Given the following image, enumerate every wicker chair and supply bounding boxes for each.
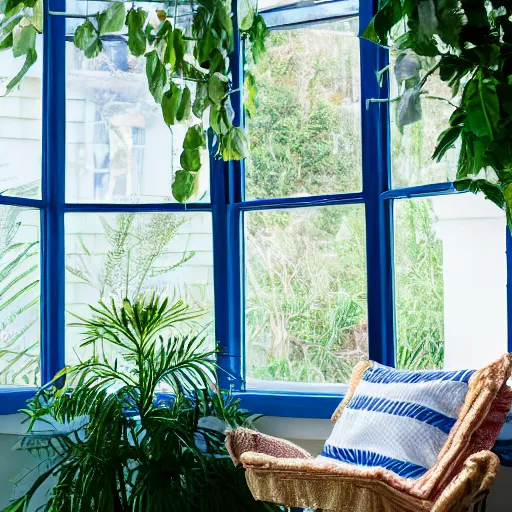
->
[226,355,512,512]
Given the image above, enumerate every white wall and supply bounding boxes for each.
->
[432,194,508,369]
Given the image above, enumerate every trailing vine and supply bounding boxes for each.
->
[0,0,42,94]
[364,0,512,227]
[0,0,269,202]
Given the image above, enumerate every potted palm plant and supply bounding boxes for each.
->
[2,294,281,511]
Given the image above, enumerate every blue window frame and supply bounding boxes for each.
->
[0,0,510,417]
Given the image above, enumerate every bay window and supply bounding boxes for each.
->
[0,0,509,418]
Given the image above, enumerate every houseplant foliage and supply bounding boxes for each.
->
[363,0,512,227]
[2,294,280,512]
[0,0,269,203]
[0,206,39,385]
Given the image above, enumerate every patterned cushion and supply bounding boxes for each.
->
[319,363,476,479]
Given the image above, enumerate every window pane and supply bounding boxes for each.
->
[390,52,458,188]
[66,40,210,203]
[0,206,40,386]
[0,38,43,198]
[65,211,214,365]
[245,205,368,386]
[246,18,361,199]
[394,194,507,370]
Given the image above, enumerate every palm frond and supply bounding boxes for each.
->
[0,206,40,386]
[7,294,283,512]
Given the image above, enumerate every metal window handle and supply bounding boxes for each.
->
[48,10,89,18]
[365,98,393,110]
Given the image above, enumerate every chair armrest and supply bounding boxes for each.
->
[225,427,312,466]
[432,450,500,512]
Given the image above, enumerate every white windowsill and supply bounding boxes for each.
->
[0,414,29,436]
[246,378,348,395]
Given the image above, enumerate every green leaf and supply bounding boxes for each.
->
[362,18,378,43]
[471,137,490,174]
[194,29,217,66]
[465,72,500,139]
[220,127,248,161]
[497,84,512,117]
[164,26,175,67]
[402,29,440,57]
[456,131,490,178]
[74,21,102,59]
[240,12,255,31]
[30,0,43,32]
[161,83,182,126]
[210,103,233,135]
[180,148,201,172]
[439,54,472,87]
[176,86,191,122]
[216,1,234,48]
[4,0,23,12]
[0,33,13,51]
[238,0,256,30]
[449,108,466,126]
[208,72,228,103]
[396,86,422,130]
[145,23,155,44]
[145,50,167,103]
[394,50,421,84]
[97,1,126,35]
[362,0,402,45]
[435,0,462,47]
[1,496,28,512]
[242,14,268,64]
[244,71,258,117]
[156,19,172,40]
[0,12,24,36]
[432,126,462,161]
[172,169,195,203]
[192,82,210,118]
[6,47,37,93]
[12,24,36,58]
[207,48,228,74]
[126,7,147,57]
[184,125,206,150]
[417,0,438,39]
[173,28,186,72]
[455,179,505,209]
[505,183,512,218]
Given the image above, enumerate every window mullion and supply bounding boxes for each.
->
[381,182,458,201]
[41,0,66,384]
[211,0,245,391]
[235,192,365,212]
[360,0,395,367]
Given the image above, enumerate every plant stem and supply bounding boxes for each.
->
[117,462,129,511]
[418,60,442,90]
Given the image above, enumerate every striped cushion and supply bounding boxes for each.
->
[320,363,475,479]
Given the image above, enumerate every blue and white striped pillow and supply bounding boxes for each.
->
[320,363,475,479]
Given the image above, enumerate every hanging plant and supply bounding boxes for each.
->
[0,0,269,203]
[363,0,512,227]
[0,0,42,94]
